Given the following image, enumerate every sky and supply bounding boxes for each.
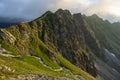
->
[0,0,120,22]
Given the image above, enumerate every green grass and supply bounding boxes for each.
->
[0,55,64,78]
[0,55,40,74]
[28,36,60,69]
[1,42,19,56]
[0,53,97,80]
[56,53,96,80]
[28,36,97,80]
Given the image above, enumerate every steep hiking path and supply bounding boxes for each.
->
[34,56,63,72]
[35,56,86,80]
[0,47,86,80]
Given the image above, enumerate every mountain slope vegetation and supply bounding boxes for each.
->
[0,9,97,80]
[0,9,120,80]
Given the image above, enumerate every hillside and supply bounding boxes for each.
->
[80,14,120,80]
[0,9,97,80]
[0,9,120,80]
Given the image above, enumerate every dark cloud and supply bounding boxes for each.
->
[0,0,54,20]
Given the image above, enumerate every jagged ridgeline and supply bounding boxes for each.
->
[0,9,98,80]
[0,9,120,80]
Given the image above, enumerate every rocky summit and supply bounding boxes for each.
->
[0,9,120,80]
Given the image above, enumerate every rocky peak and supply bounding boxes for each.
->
[55,9,72,16]
[55,9,73,22]
[0,9,98,78]
[34,9,97,77]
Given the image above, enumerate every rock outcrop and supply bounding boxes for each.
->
[32,9,97,77]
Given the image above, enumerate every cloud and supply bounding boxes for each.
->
[49,0,120,22]
[0,0,120,22]
[0,0,51,19]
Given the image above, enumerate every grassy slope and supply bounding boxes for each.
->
[0,35,96,80]
[0,54,96,80]
[0,55,63,79]
[0,14,97,80]
[56,54,96,80]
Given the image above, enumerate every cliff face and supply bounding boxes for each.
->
[83,14,120,58]
[0,9,107,80]
[34,9,98,76]
[74,14,103,58]
[81,14,120,80]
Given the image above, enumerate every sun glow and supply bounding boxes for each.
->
[108,7,120,17]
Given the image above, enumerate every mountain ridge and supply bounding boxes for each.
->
[0,9,120,80]
[0,9,97,80]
